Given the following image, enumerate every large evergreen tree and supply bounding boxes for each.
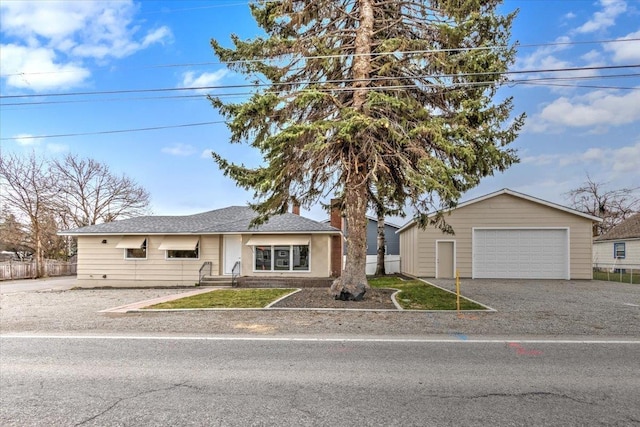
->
[210,0,524,297]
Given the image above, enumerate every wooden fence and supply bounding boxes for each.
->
[0,260,77,281]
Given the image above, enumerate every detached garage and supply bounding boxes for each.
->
[398,189,601,280]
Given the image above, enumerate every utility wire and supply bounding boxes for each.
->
[2,37,639,78]
[0,122,226,141]
[2,72,639,107]
[2,64,639,101]
[3,71,640,140]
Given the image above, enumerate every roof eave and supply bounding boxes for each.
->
[59,230,342,236]
[396,188,603,234]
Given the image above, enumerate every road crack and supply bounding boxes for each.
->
[74,381,196,426]
[427,391,597,406]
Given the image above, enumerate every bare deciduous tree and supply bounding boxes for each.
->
[52,153,151,227]
[566,175,640,236]
[1,152,152,276]
[0,152,56,276]
[0,208,31,258]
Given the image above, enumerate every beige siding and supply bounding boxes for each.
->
[400,193,595,279]
[240,234,331,278]
[399,225,417,276]
[594,239,640,268]
[76,235,220,287]
[76,232,334,287]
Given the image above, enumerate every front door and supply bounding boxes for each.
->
[436,241,455,278]
[223,235,242,275]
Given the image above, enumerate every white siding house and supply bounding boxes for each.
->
[593,213,640,271]
[60,206,341,287]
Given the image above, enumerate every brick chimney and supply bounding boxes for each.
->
[292,203,300,215]
[330,198,343,277]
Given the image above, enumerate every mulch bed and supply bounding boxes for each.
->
[270,287,398,310]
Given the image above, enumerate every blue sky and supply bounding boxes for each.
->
[1,0,639,224]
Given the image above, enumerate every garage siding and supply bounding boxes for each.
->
[398,225,417,276]
[403,193,594,279]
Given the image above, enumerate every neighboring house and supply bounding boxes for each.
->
[397,189,602,280]
[59,206,342,287]
[593,213,640,270]
[323,215,401,274]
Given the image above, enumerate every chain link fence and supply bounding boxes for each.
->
[593,263,640,284]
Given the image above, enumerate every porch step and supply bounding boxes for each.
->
[236,277,333,288]
[199,276,234,286]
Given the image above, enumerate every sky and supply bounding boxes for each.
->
[1,0,639,225]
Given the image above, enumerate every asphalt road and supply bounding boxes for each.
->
[1,335,639,426]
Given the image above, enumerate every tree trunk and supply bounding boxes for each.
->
[35,226,44,278]
[340,174,370,295]
[331,0,374,299]
[375,207,386,276]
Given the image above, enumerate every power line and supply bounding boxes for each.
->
[3,72,639,140]
[2,37,639,78]
[2,71,638,108]
[2,64,639,101]
[0,121,225,141]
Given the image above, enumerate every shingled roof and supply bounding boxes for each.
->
[595,213,640,241]
[59,206,339,235]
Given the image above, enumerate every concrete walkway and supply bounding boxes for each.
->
[99,287,222,313]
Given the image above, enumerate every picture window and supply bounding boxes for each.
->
[253,245,309,272]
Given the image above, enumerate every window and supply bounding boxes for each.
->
[125,239,147,259]
[253,245,309,272]
[167,242,199,259]
[614,242,626,259]
[255,246,271,270]
[118,236,147,260]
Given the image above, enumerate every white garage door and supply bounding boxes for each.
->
[473,229,569,279]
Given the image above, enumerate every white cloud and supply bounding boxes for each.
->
[579,142,640,176]
[162,143,197,157]
[181,70,229,90]
[0,0,172,91]
[521,142,640,179]
[515,36,572,72]
[13,133,42,146]
[608,142,640,173]
[0,43,90,90]
[143,27,172,47]
[604,30,640,63]
[574,0,627,34]
[528,89,640,132]
[581,49,603,63]
[47,143,69,153]
[200,149,213,159]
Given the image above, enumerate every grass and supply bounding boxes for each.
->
[143,277,486,310]
[593,270,640,285]
[146,288,297,309]
[368,276,485,310]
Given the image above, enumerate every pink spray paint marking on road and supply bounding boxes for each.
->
[508,342,543,356]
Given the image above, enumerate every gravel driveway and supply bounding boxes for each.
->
[1,279,638,338]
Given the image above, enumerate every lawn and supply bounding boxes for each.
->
[593,270,640,284]
[146,288,297,309]
[143,277,485,310]
[369,276,485,310]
